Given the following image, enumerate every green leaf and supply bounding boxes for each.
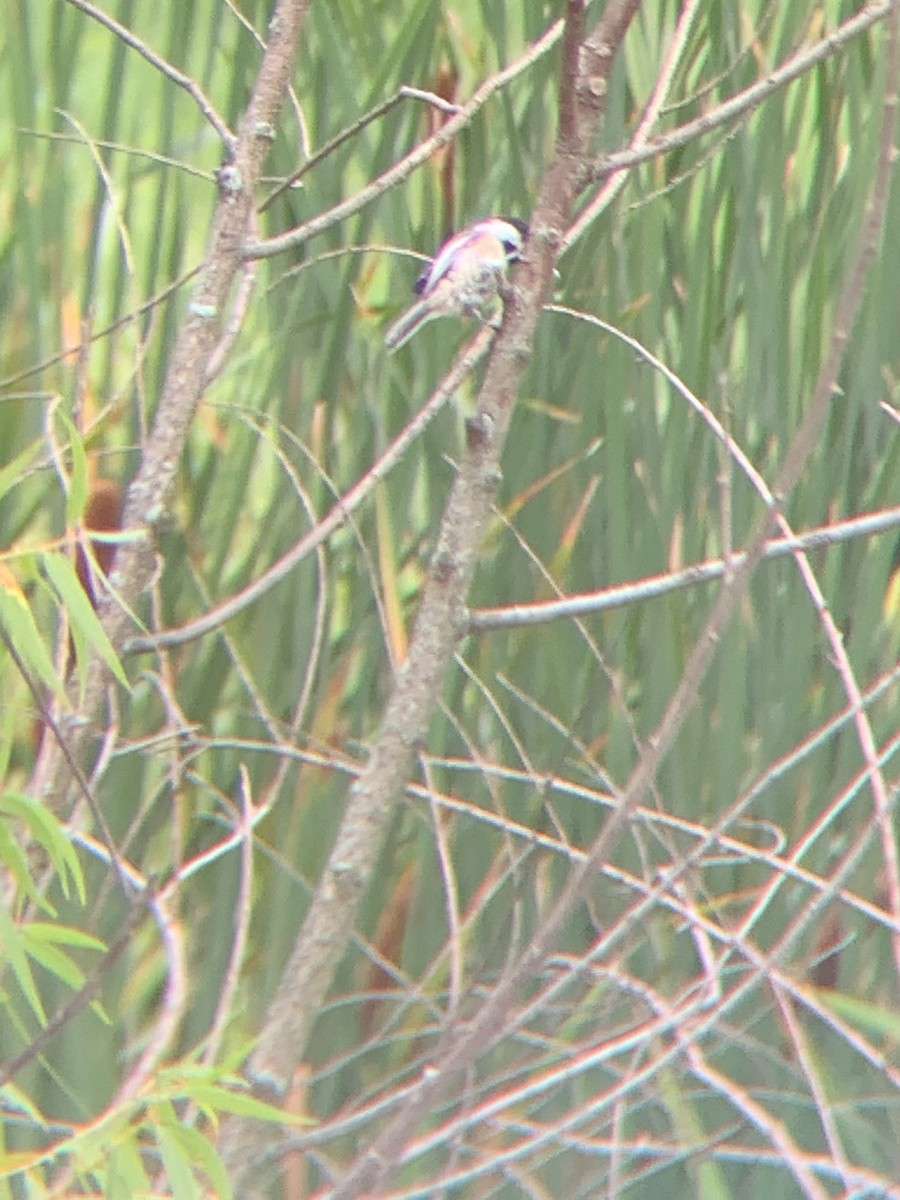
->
[40,552,130,689]
[815,988,900,1039]
[153,1066,310,1127]
[22,923,110,1023]
[156,1120,231,1200]
[0,1082,43,1123]
[25,922,105,951]
[187,1081,312,1126]
[21,932,87,991]
[55,410,89,529]
[0,822,43,906]
[0,569,62,696]
[104,1141,151,1200]
[0,792,85,903]
[155,1123,202,1200]
[0,441,41,508]
[0,900,45,1026]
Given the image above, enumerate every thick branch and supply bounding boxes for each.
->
[30,0,312,813]
[221,0,644,1191]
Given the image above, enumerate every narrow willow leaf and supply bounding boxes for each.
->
[155,1124,202,1200]
[0,823,42,906]
[25,922,104,951]
[0,441,41,508]
[41,552,129,689]
[55,410,89,529]
[0,792,85,903]
[0,1082,43,1122]
[157,1121,231,1200]
[0,900,46,1026]
[104,1140,152,1200]
[816,988,900,1039]
[21,928,111,1022]
[0,565,61,695]
[172,1079,311,1126]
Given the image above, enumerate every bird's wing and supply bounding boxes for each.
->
[418,227,481,296]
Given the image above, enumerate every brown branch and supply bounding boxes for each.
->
[242,19,565,261]
[467,506,900,633]
[239,0,898,1190]
[259,85,463,214]
[580,1,891,195]
[62,0,235,149]
[29,0,313,816]
[343,3,900,1190]
[219,1,644,1193]
[557,0,586,149]
[0,884,152,1088]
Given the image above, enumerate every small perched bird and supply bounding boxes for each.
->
[384,216,527,353]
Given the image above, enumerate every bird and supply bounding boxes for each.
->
[384,216,528,353]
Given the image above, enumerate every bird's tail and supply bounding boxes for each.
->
[384,300,439,353]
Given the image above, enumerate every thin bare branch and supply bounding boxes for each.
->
[288,1,900,1193]
[259,85,462,213]
[468,506,900,632]
[243,18,566,261]
[30,0,314,821]
[63,0,236,149]
[577,2,891,203]
[123,334,491,654]
[230,2,644,1194]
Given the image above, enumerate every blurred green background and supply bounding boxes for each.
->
[2,0,899,1196]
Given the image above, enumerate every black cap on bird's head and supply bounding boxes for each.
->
[496,216,528,260]
[498,216,529,240]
